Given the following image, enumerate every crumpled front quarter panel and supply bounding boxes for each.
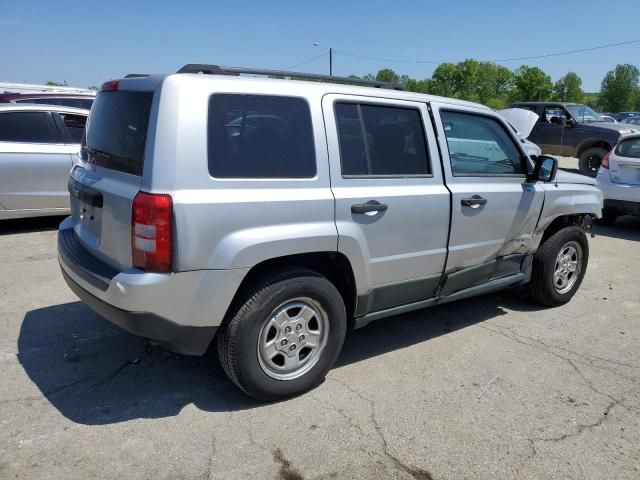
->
[533,183,603,249]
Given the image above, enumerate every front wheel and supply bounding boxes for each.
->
[578,147,607,177]
[217,269,347,401]
[528,226,589,307]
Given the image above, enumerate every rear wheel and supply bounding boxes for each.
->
[217,269,347,401]
[528,226,589,307]
[578,147,607,177]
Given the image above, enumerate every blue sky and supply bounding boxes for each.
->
[1,0,639,91]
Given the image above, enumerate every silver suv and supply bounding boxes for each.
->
[58,65,602,400]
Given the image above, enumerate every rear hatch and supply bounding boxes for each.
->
[69,87,153,270]
[610,136,640,185]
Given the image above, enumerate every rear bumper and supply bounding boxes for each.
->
[60,267,216,355]
[596,169,640,205]
[57,217,248,355]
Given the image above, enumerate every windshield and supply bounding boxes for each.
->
[565,105,604,123]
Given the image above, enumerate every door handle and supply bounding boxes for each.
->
[461,195,487,208]
[351,200,388,214]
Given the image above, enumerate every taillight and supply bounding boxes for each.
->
[132,192,173,273]
[101,80,119,91]
[601,148,613,169]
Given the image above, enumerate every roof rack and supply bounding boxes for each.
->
[175,64,404,90]
[124,73,150,79]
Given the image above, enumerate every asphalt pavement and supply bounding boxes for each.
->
[1,214,639,480]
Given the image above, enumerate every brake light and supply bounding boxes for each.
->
[132,192,173,273]
[601,148,613,169]
[101,80,119,91]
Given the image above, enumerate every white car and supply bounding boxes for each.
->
[0,104,88,220]
[596,133,640,224]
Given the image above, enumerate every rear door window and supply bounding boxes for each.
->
[208,94,316,178]
[335,103,430,176]
[59,113,87,143]
[0,111,54,143]
[84,91,153,176]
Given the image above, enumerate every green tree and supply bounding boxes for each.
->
[512,66,553,101]
[430,63,460,97]
[402,77,432,94]
[553,72,584,103]
[599,64,640,112]
[475,62,513,108]
[46,80,65,87]
[375,68,400,83]
[87,86,99,91]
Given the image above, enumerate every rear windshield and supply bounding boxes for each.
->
[82,91,153,176]
[615,137,640,159]
[14,97,94,110]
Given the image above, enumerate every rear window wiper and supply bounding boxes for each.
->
[87,147,113,159]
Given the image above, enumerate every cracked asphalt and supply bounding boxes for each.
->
[1,215,639,480]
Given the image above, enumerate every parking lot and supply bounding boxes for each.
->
[0,206,639,479]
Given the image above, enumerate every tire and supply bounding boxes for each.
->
[597,209,618,225]
[217,268,347,401]
[578,147,607,177]
[528,225,589,307]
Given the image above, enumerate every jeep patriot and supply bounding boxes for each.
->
[59,65,603,400]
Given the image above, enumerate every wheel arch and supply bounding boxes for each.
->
[576,138,612,158]
[222,252,358,325]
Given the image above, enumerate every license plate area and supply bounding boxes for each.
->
[69,177,103,247]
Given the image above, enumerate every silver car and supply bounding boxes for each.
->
[0,104,88,219]
[58,65,602,400]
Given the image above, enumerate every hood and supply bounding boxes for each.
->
[555,170,597,186]
[498,108,539,137]
[590,122,639,135]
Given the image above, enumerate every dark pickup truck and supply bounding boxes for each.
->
[511,102,639,176]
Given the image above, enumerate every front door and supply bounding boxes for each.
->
[430,103,545,294]
[322,94,450,314]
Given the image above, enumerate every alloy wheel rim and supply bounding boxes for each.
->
[257,297,329,380]
[553,241,582,294]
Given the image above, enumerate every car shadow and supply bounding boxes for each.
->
[0,216,66,236]
[19,290,542,425]
[593,216,640,242]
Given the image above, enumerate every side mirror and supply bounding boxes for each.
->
[533,155,558,182]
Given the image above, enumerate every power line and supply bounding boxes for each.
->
[333,38,640,65]
[284,52,328,70]
[489,38,640,62]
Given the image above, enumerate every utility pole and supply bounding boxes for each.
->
[313,43,333,76]
[329,47,333,77]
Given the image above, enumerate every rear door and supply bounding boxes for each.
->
[323,95,450,313]
[610,136,640,185]
[0,110,75,211]
[69,89,153,270]
[430,103,544,294]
